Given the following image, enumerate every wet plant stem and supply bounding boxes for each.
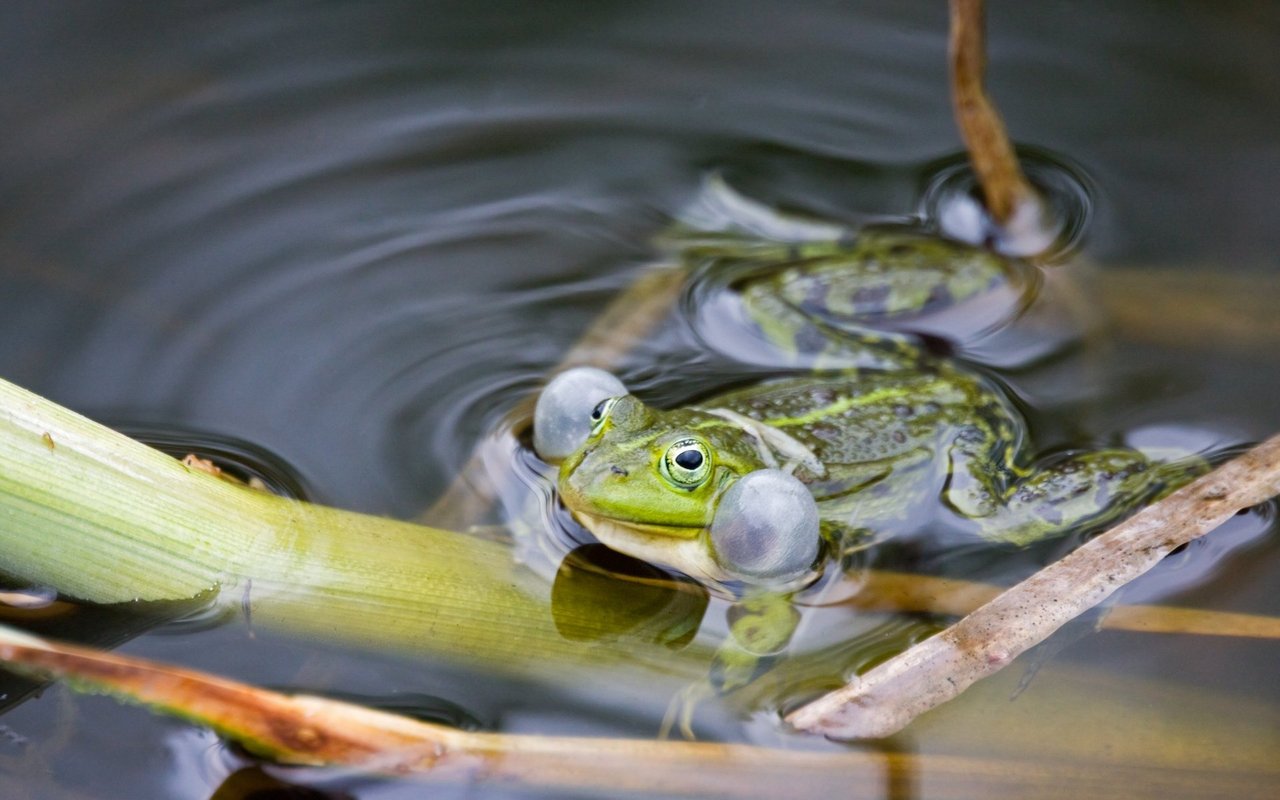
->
[1,623,1277,800]
[0,376,705,684]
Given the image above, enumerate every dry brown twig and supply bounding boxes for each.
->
[1,624,1277,799]
[844,570,1280,640]
[948,0,1040,227]
[787,434,1280,739]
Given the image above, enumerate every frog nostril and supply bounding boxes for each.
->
[610,465,629,477]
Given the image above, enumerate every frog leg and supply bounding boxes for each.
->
[945,443,1207,546]
[658,682,711,741]
[734,229,1026,362]
[660,591,802,740]
[738,282,926,371]
[665,173,849,251]
[712,591,803,691]
[668,178,1028,368]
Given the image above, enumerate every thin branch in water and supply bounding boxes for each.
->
[948,0,1040,227]
[842,570,1280,640]
[1,623,1276,800]
[1098,267,1280,351]
[787,433,1280,739]
[0,625,1012,797]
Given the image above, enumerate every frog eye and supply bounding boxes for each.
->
[661,438,712,488]
[589,397,618,434]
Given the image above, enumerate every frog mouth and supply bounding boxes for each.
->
[570,511,730,583]
[570,511,703,540]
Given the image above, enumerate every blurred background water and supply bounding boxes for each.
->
[0,1,1278,797]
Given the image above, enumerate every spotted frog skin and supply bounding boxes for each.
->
[557,228,1199,584]
[684,223,1040,370]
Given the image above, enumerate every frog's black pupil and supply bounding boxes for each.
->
[674,449,703,470]
[591,399,609,421]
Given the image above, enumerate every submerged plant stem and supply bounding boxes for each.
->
[787,434,1280,739]
[1,624,1276,800]
[843,570,1280,639]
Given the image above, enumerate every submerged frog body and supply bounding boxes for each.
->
[557,362,1189,585]
[540,223,1201,587]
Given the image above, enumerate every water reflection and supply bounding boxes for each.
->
[210,767,357,800]
[551,544,708,649]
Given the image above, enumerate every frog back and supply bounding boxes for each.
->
[705,367,1020,532]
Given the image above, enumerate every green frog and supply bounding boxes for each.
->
[537,228,1197,590]
[532,190,1203,706]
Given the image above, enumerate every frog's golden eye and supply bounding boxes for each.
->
[589,397,618,435]
[661,438,712,489]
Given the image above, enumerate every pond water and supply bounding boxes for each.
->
[1,1,1278,797]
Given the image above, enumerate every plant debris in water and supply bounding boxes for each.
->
[787,433,1280,739]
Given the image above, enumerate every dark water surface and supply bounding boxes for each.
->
[1,2,1279,798]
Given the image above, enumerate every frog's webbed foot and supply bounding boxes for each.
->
[1012,601,1117,698]
[950,447,1209,546]
[712,592,801,690]
[661,592,802,740]
[824,521,888,569]
[663,174,851,256]
[674,178,1025,318]
[669,177,1037,372]
[661,651,785,741]
[659,682,712,741]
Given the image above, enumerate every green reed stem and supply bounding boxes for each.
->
[0,376,702,683]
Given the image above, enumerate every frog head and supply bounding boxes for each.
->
[534,368,821,586]
[557,394,764,535]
